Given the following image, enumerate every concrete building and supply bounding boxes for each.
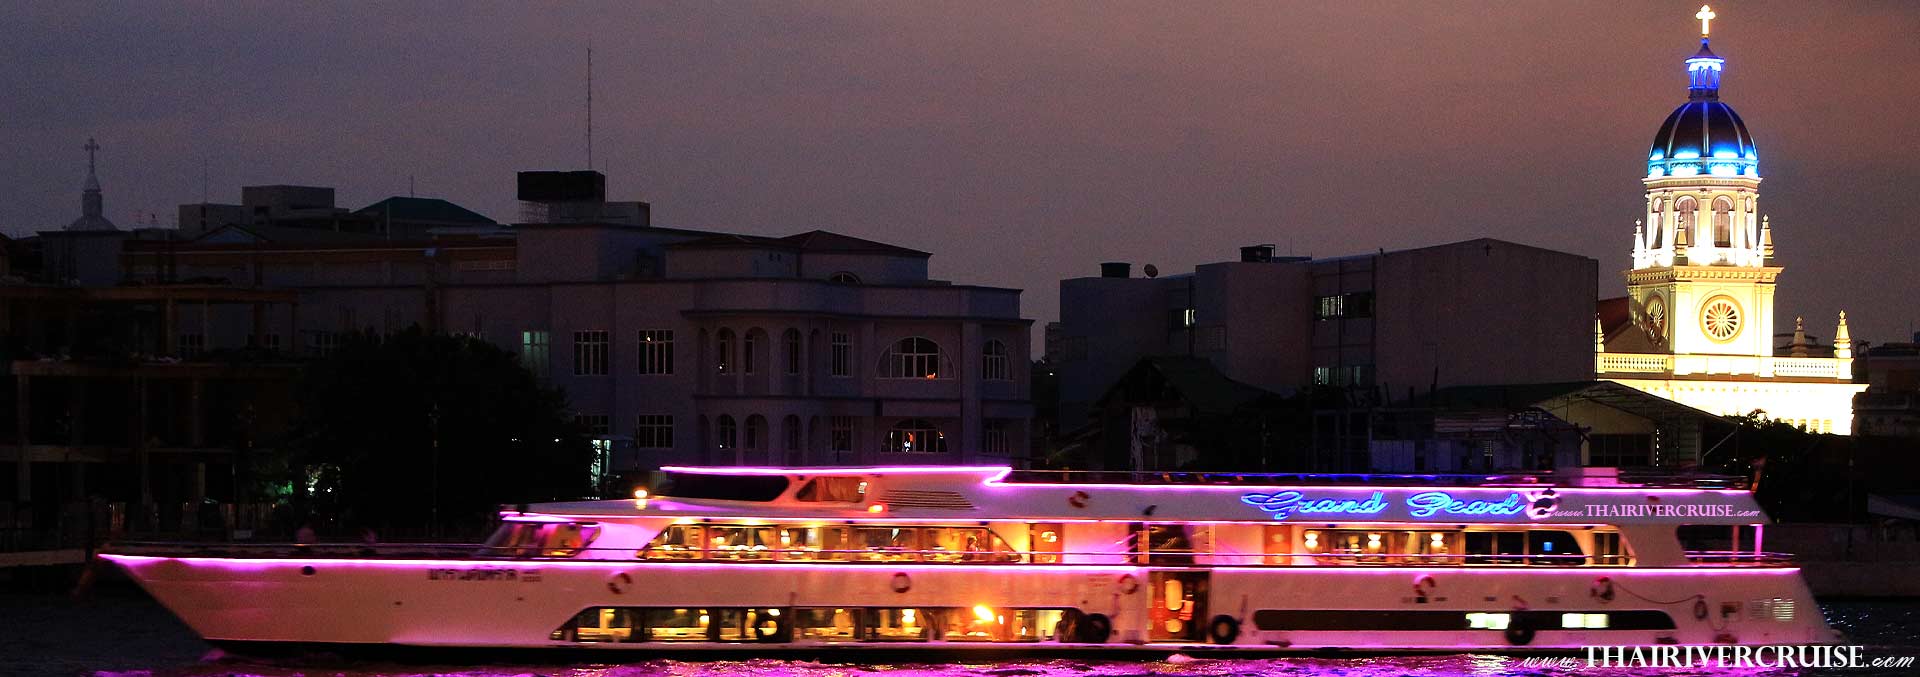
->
[128,172,1034,475]
[1595,15,1865,433]
[1056,239,1600,434]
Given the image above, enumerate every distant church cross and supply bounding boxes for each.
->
[1696,5,1716,37]
[83,137,100,169]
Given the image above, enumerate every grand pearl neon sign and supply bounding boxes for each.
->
[1239,490,1545,521]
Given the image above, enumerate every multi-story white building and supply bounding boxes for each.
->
[1596,7,1865,433]
[115,175,1034,476]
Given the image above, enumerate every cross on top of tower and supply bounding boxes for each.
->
[1696,5,1716,37]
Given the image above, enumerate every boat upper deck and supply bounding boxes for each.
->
[520,465,1767,528]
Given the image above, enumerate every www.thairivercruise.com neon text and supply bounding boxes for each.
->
[1517,646,1913,670]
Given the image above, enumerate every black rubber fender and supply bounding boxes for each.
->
[1078,613,1113,643]
[1207,614,1241,644]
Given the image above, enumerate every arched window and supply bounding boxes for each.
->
[783,328,802,376]
[1712,197,1734,247]
[742,330,759,375]
[982,340,1011,381]
[783,414,803,464]
[886,419,946,454]
[1674,197,1697,243]
[715,329,734,374]
[744,415,766,452]
[716,415,737,450]
[881,337,947,379]
[828,272,861,284]
[1647,198,1664,248]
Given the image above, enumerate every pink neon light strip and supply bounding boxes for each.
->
[656,465,1747,495]
[99,554,1801,576]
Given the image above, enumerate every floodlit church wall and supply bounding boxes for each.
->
[1610,378,1861,434]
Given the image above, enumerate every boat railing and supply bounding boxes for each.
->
[1001,469,1749,489]
[103,541,1793,567]
[1683,550,1799,566]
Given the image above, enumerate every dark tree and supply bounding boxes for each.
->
[286,328,593,535]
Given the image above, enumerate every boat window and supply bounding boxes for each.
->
[647,608,713,642]
[642,524,706,559]
[1464,531,1527,564]
[541,522,601,557]
[921,527,1019,563]
[1262,524,1292,564]
[853,527,920,561]
[484,522,544,557]
[1133,524,1212,564]
[550,607,644,643]
[795,476,867,502]
[776,525,851,561]
[1679,524,1761,563]
[941,607,1066,642]
[1029,523,1064,564]
[1526,530,1585,565]
[1593,530,1631,565]
[707,525,777,560]
[793,608,861,642]
[861,608,933,641]
[657,472,791,502]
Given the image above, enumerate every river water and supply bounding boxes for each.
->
[3,589,1915,677]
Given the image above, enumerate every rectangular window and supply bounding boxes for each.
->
[1030,523,1064,564]
[177,333,205,358]
[1316,291,1375,320]
[573,330,609,376]
[830,416,854,453]
[830,331,852,377]
[638,330,673,375]
[309,330,342,357]
[785,332,802,375]
[742,333,756,374]
[521,330,551,378]
[1168,308,1196,330]
[575,414,610,436]
[982,342,1011,381]
[983,420,1011,456]
[635,414,673,449]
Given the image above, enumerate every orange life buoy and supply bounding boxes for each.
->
[891,572,912,593]
[1590,576,1615,602]
[607,572,633,595]
[1116,573,1140,595]
[1067,491,1091,509]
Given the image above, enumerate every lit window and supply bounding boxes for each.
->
[1561,613,1609,629]
[1466,612,1511,630]
[886,419,946,453]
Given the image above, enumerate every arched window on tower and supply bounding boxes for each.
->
[1675,197,1697,245]
[1648,198,1664,248]
[1712,197,1734,247]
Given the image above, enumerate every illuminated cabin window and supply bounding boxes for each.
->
[1029,523,1064,564]
[775,525,850,561]
[484,521,601,558]
[853,526,920,561]
[1562,612,1610,629]
[642,524,706,560]
[1132,524,1213,565]
[794,476,867,502]
[706,525,777,560]
[1593,531,1631,565]
[1262,524,1292,565]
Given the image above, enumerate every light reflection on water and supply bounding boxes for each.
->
[33,595,1920,677]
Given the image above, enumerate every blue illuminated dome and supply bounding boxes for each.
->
[1646,40,1758,179]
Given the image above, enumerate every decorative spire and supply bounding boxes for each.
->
[1835,311,1853,360]
[1595,315,1606,354]
[1633,220,1645,254]
[65,137,118,231]
[1761,214,1774,259]
[1686,5,1725,101]
[1790,316,1808,357]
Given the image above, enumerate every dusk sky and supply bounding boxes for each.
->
[5,1,1917,345]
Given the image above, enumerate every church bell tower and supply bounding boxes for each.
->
[1628,5,1777,359]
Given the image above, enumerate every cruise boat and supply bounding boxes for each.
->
[102,465,1837,653]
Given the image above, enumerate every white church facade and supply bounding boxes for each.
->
[1596,6,1865,434]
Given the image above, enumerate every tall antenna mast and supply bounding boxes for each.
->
[586,41,594,170]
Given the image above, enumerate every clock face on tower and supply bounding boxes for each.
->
[1645,294,1667,337]
[1701,296,1743,342]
